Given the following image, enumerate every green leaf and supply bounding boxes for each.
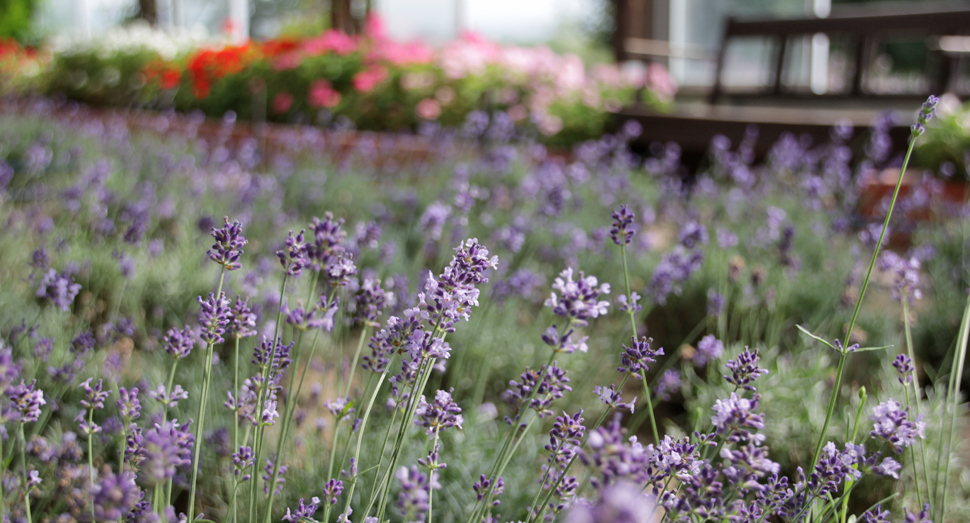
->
[850,345,892,353]
[796,325,840,353]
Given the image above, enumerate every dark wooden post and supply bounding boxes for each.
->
[137,0,158,25]
[850,36,869,97]
[709,16,734,105]
[772,35,787,95]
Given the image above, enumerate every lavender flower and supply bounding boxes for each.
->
[472,475,504,507]
[904,503,933,523]
[414,389,463,436]
[594,385,635,413]
[707,290,725,318]
[545,410,586,480]
[307,212,348,271]
[36,269,81,311]
[870,399,925,453]
[564,481,656,523]
[545,268,611,326]
[878,252,922,305]
[207,217,248,271]
[233,446,254,481]
[322,478,344,505]
[429,238,498,326]
[263,457,288,495]
[893,354,915,385]
[117,387,141,423]
[92,469,141,522]
[694,335,724,368]
[81,378,109,409]
[610,205,636,246]
[71,330,96,356]
[283,497,321,522]
[150,384,189,409]
[647,247,703,305]
[581,415,650,490]
[7,379,46,423]
[277,229,310,276]
[396,465,438,523]
[617,292,641,314]
[363,309,421,373]
[162,326,196,360]
[541,325,588,354]
[354,278,390,328]
[198,292,231,345]
[711,392,765,443]
[724,348,769,392]
[618,336,663,378]
[228,297,258,339]
[861,504,891,523]
[653,370,682,401]
[678,221,708,249]
[141,421,194,485]
[911,95,939,137]
[504,363,571,420]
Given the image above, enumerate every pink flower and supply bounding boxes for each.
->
[364,14,388,41]
[272,91,294,114]
[646,63,677,102]
[415,98,441,120]
[272,52,302,71]
[353,66,388,93]
[507,104,528,122]
[308,79,341,108]
[303,30,357,56]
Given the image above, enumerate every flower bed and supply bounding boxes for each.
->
[0,95,966,523]
[28,20,675,148]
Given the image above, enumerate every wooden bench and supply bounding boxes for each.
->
[708,4,970,103]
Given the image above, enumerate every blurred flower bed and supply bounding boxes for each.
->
[4,20,675,148]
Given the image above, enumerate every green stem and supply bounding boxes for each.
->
[339,369,389,523]
[427,430,439,523]
[902,298,932,506]
[343,327,370,399]
[87,409,96,523]
[638,369,660,444]
[18,424,31,523]
[809,135,918,473]
[375,356,436,522]
[186,268,226,523]
[938,290,970,522]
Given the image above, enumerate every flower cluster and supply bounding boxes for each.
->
[545,268,611,326]
[207,216,247,270]
[504,363,572,421]
[878,251,922,305]
[277,229,310,276]
[870,399,925,453]
[198,292,232,344]
[414,389,463,436]
[7,379,45,423]
[723,348,769,392]
[36,268,81,311]
[610,205,636,246]
[618,336,664,378]
[418,238,498,332]
[911,94,939,137]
